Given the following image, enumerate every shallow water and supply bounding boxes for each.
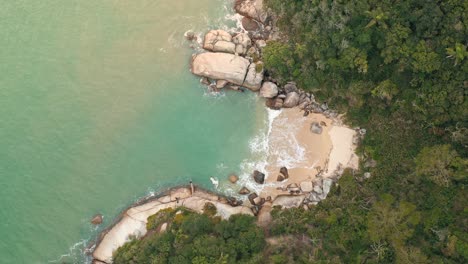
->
[0,0,267,262]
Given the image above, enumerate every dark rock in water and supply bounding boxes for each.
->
[253,170,265,184]
[277,174,285,182]
[242,17,260,31]
[184,30,197,41]
[280,167,289,178]
[310,122,323,134]
[228,174,239,183]
[238,186,250,195]
[248,192,258,205]
[200,77,210,85]
[91,214,103,225]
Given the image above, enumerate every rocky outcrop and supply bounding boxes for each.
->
[234,0,268,23]
[233,33,252,55]
[272,195,305,209]
[203,30,235,53]
[259,82,278,98]
[93,187,253,263]
[191,53,263,90]
[283,92,300,108]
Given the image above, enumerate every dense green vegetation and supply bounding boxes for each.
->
[113,206,265,263]
[261,0,467,262]
[113,1,466,263]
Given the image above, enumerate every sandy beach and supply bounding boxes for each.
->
[259,108,358,199]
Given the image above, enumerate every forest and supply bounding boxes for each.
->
[114,0,466,263]
[262,0,467,262]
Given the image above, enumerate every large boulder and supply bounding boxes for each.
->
[242,17,260,31]
[235,0,268,23]
[191,53,263,90]
[259,82,278,98]
[272,195,305,209]
[203,30,235,54]
[283,92,300,108]
[253,170,265,184]
[322,178,333,195]
[233,33,251,55]
[280,167,289,178]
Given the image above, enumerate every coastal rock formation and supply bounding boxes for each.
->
[283,92,300,108]
[233,33,252,55]
[259,82,278,98]
[93,187,253,263]
[253,170,265,184]
[203,30,235,53]
[272,195,305,209]
[191,53,263,91]
[235,0,268,23]
[242,17,260,31]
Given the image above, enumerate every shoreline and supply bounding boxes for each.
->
[92,185,252,263]
[91,1,361,262]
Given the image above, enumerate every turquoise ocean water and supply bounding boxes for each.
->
[0,1,266,262]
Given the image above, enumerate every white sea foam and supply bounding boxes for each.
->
[231,108,282,196]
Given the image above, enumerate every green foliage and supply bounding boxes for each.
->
[203,202,217,217]
[264,0,468,263]
[113,211,265,264]
[146,208,175,231]
[415,144,466,186]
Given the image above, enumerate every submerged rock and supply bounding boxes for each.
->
[253,170,265,184]
[228,174,239,183]
[191,53,263,90]
[91,214,103,225]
